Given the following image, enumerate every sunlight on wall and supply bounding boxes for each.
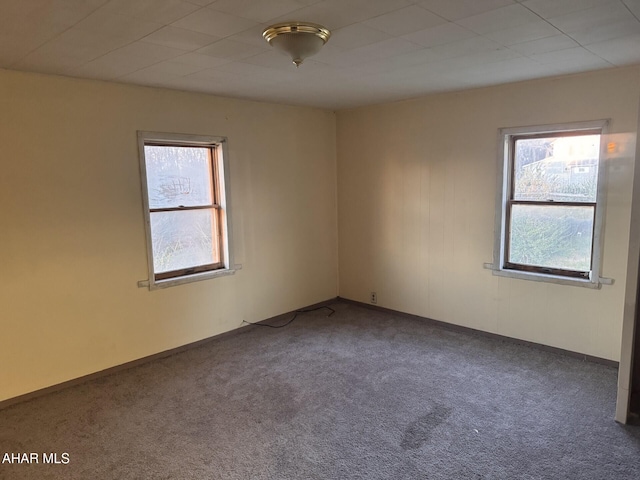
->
[337,66,640,361]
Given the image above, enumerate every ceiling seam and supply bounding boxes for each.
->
[8,0,112,69]
[517,0,616,67]
[622,0,640,21]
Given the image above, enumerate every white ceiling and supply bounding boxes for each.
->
[2,0,640,109]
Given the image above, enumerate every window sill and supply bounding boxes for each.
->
[138,268,236,290]
[484,264,613,289]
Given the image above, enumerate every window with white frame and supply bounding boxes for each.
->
[493,120,608,287]
[138,132,233,289]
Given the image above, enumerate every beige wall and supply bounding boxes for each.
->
[337,66,640,361]
[0,69,338,401]
[3,65,639,402]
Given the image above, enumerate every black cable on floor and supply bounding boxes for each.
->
[242,305,335,329]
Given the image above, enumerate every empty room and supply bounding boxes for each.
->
[2,0,640,478]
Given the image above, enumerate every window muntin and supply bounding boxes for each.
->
[138,133,233,289]
[494,121,608,286]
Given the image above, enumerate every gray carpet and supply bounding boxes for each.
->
[1,301,639,479]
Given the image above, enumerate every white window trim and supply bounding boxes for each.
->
[137,131,235,290]
[491,120,610,289]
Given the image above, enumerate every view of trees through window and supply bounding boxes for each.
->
[144,146,220,276]
[507,134,600,273]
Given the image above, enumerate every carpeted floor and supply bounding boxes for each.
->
[1,301,639,479]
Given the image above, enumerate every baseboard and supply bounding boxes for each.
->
[0,297,338,411]
[2,296,614,410]
[337,297,619,368]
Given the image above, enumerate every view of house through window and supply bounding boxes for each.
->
[495,121,607,285]
[145,145,222,278]
[138,133,232,288]
[508,133,600,276]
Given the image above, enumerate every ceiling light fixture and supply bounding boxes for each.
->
[262,22,331,68]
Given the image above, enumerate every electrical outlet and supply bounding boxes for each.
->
[370,292,377,304]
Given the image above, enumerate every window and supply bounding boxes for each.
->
[492,120,608,288]
[138,132,234,289]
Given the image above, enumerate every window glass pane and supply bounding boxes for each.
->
[150,209,220,274]
[144,146,213,208]
[508,205,594,272]
[513,135,600,202]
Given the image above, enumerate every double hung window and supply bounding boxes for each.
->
[493,121,608,287]
[138,132,233,289]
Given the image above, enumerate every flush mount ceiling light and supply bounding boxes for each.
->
[262,22,331,67]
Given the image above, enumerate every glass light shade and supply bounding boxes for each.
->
[263,22,331,67]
